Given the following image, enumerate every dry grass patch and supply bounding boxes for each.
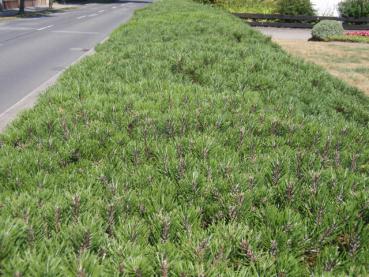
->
[275,39,369,95]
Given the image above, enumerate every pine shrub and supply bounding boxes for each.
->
[0,0,368,275]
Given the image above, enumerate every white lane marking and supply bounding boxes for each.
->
[37,25,54,31]
[112,6,117,9]
[77,15,86,19]
[98,10,105,13]
[52,30,99,35]
[88,13,98,17]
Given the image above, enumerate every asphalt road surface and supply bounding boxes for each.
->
[0,1,149,120]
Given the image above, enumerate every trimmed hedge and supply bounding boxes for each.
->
[312,20,345,41]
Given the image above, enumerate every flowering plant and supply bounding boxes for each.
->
[346,31,369,37]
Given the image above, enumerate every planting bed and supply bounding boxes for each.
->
[328,31,369,43]
[0,0,368,275]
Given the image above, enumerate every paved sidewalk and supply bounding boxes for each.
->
[255,27,312,41]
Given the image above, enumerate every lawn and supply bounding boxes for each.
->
[275,39,369,95]
[0,0,369,275]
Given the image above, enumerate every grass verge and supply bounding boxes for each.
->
[0,0,369,275]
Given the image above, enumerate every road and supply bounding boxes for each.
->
[0,1,149,126]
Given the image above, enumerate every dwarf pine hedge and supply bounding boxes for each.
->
[0,0,368,275]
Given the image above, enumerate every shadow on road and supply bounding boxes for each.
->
[0,7,74,18]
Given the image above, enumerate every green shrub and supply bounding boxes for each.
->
[216,0,278,13]
[311,20,344,41]
[276,0,315,15]
[339,0,369,18]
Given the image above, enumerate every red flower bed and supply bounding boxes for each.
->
[346,31,369,37]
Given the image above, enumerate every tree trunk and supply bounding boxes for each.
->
[19,0,25,14]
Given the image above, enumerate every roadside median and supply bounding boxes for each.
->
[0,0,368,275]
